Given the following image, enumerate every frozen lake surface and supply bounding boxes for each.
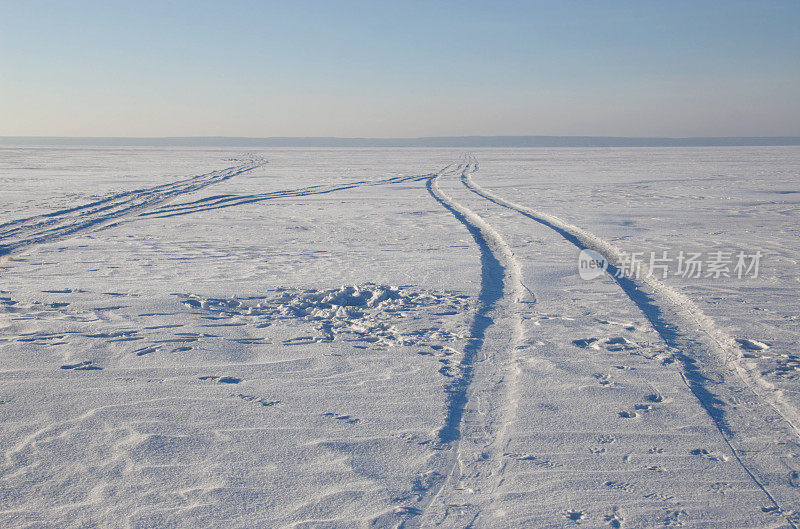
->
[1,147,799,528]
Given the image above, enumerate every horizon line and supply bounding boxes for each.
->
[2,135,799,148]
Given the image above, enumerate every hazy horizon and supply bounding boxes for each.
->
[2,1,799,138]
[2,134,800,149]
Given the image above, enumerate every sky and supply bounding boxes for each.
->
[1,0,799,138]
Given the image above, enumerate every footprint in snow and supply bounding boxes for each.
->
[506,454,562,468]
[709,482,734,493]
[605,336,637,351]
[60,361,102,371]
[660,509,687,526]
[644,492,675,502]
[134,346,159,356]
[322,412,360,424]
[604,481,635,492]
[337,415,359,424]
[236,394,280,407]
[573,337,599,348]
[605,507,624,528]
[690,448,728,462]
[735,338,769,351]
[198,376,241,384]
[395,506,423,516]
[594,373,614,387]
[619,404,653,418]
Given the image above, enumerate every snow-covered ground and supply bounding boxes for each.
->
[1,147,798,528]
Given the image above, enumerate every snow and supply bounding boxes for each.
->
[0,146,798,527]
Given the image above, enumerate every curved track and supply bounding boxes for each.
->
[0,155,267,256]
[459,153,800,528]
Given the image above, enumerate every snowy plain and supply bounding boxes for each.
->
[0,147,799,528]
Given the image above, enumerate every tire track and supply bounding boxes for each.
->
[0,160,445,256]
[395,158,527,528]
[0,155,268,256]
[139,168,447,218]
[460,154,800,528]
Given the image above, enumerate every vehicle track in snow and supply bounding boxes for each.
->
[0,158,449,257]
[459,153,800,528]
[0,155,268,256]
[138,168,447,218]
[393,158,528,528]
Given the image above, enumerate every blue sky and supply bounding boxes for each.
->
[1,0,798,137]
